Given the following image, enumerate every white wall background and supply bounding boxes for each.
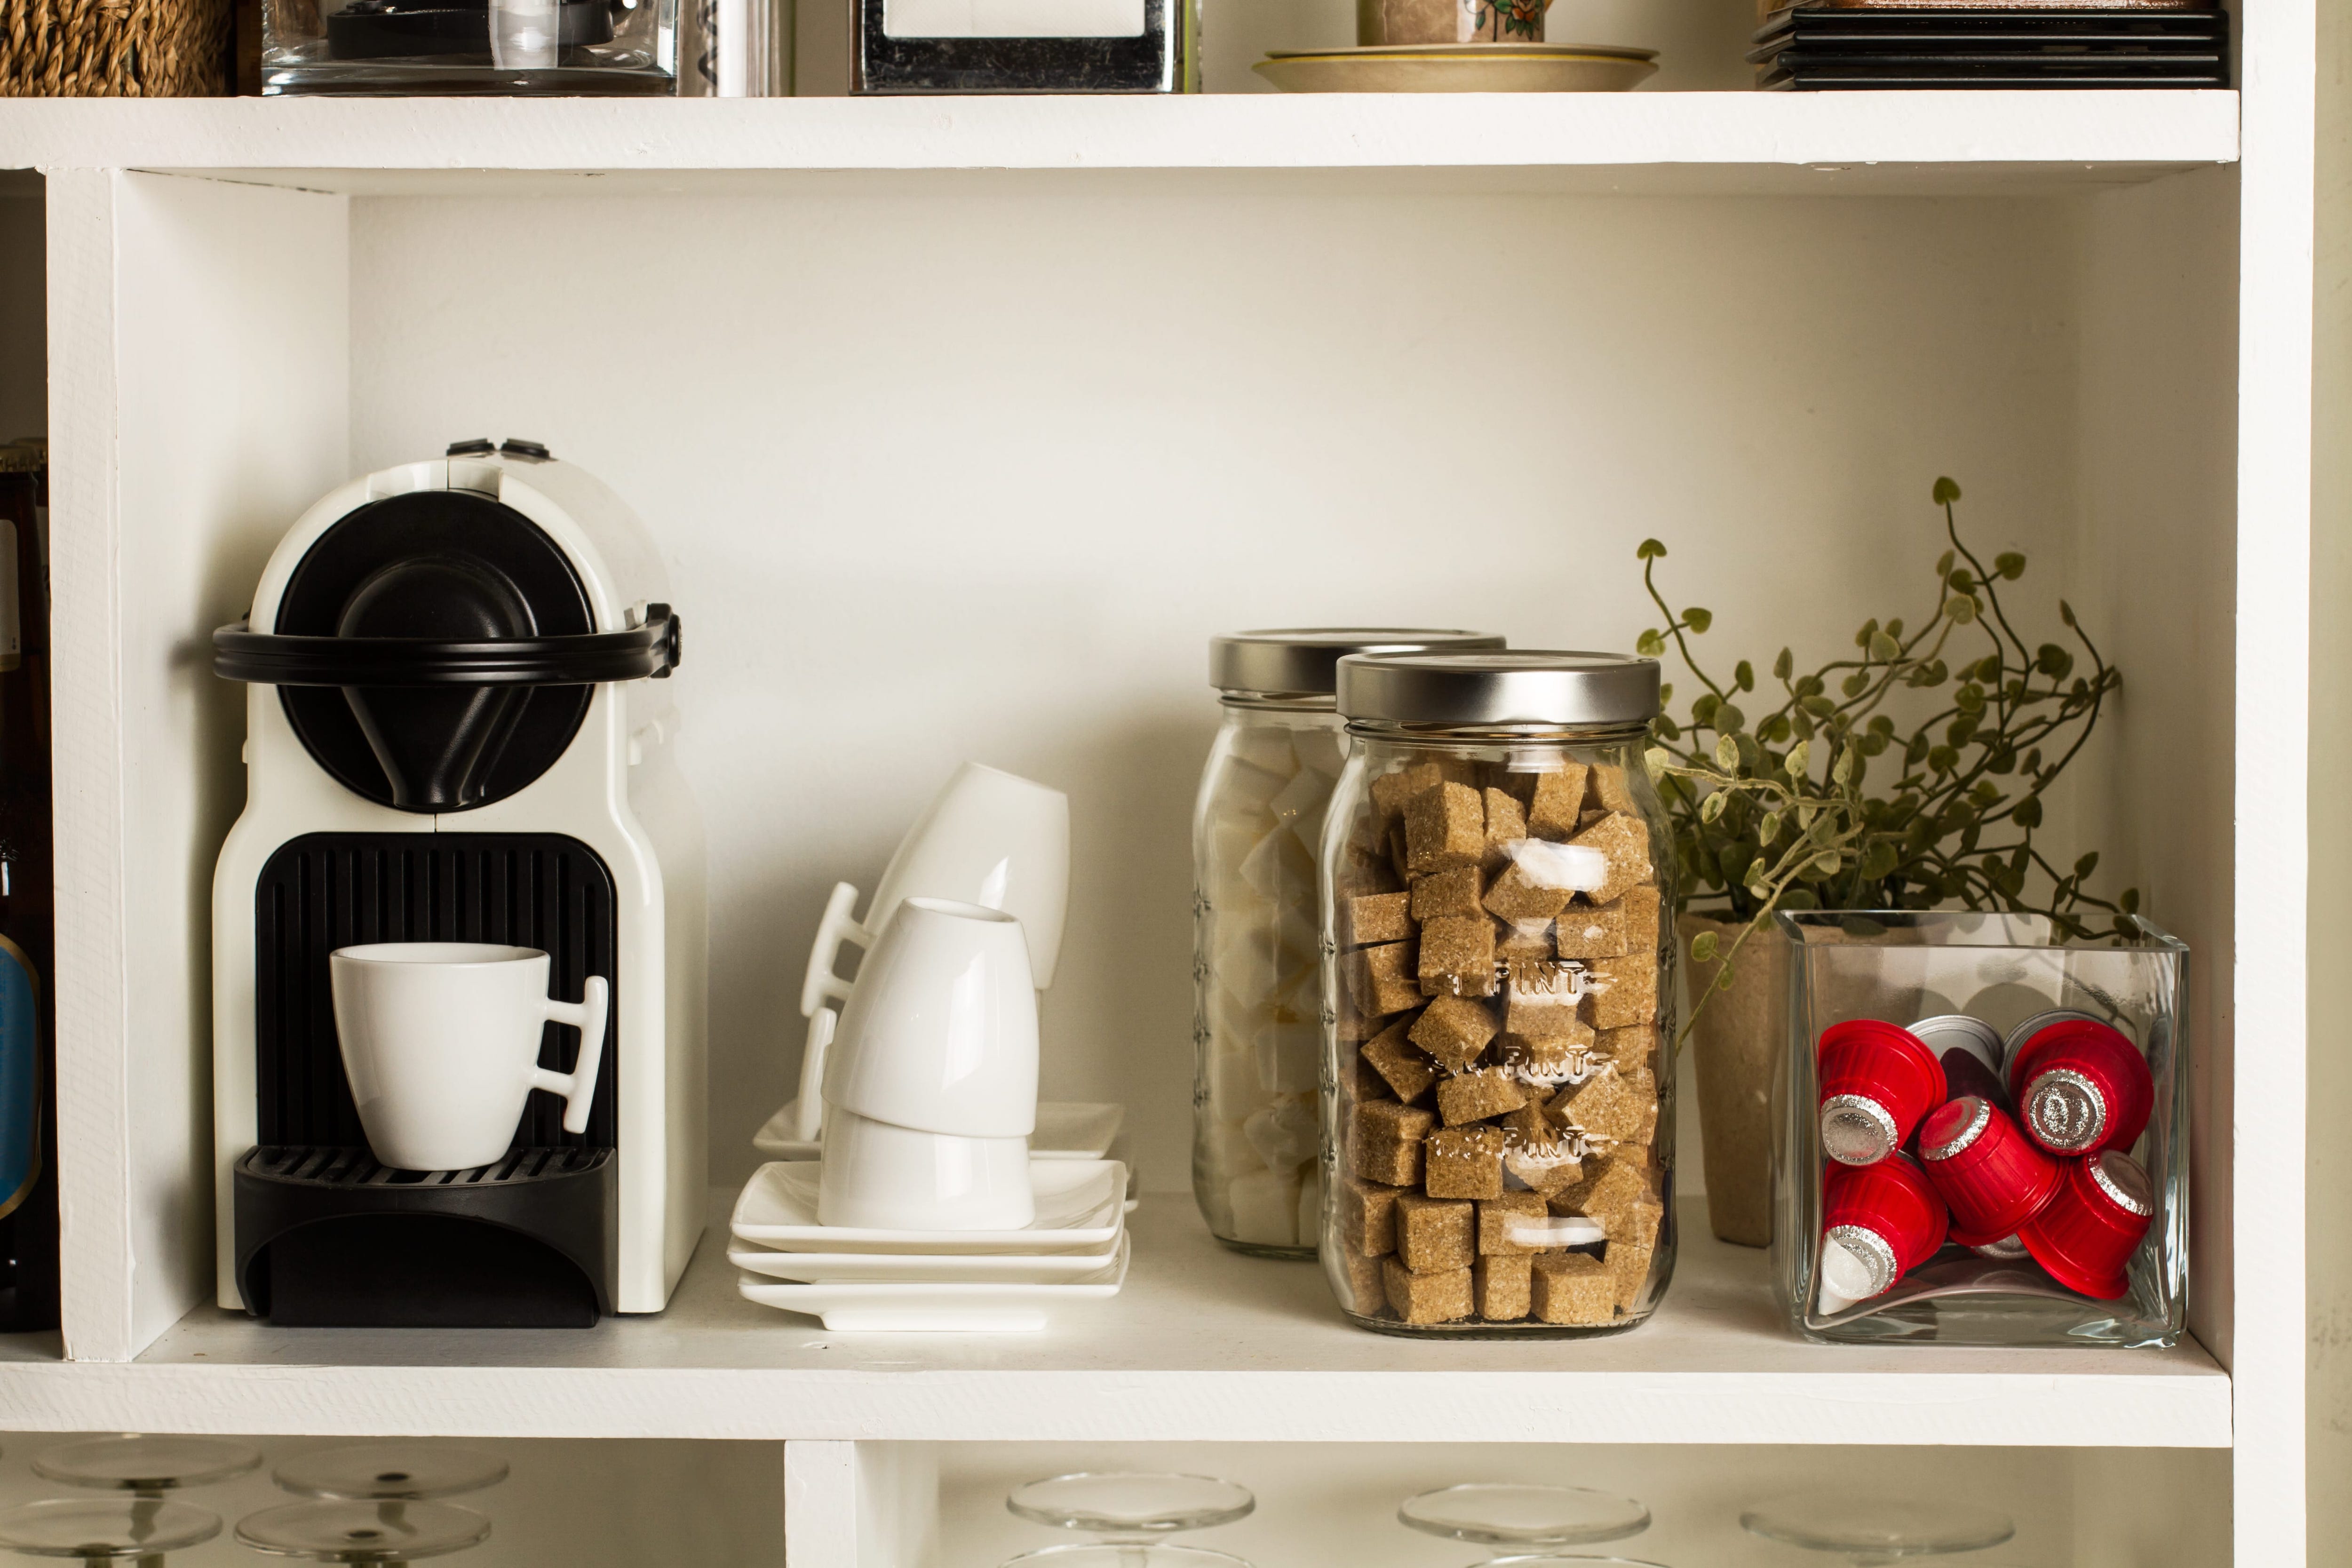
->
[343,183,2101,1200]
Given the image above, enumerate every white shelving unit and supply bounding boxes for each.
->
[0,0,2328,1561]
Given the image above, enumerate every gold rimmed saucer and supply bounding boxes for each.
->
[1255,43,1659,92]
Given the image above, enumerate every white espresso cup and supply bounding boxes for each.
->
[817,1105,1035,1231]
[329,942,611,1172]
[823,897,1039,1140]
[799,761,1070,1018]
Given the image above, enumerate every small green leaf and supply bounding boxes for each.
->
[1929,744,1959,774]
[1812,851,1844,877]
[1700,791,1727,824]
[1786,739,1812,778]
[1955,683,1985,713]
[1636,629,1666,657]
[1886,618,1906,640]
[1832,746,1855,786]
[1744,856,1769,887]
[1716,703,1746,733]
[1947,595,1979,624]
[1995,551,2026,581]
[1841,672,1869,699]
[2074,851,2099,878]
[1932,476,1962,505]
[1683,607,1714,634]
[1645,747,1673,780]
[2121,887,2141,915]
[1970,779,2002,807]
[1715,734,1740,772]
[2060,599,2077,628]
[1935,549,1956,578]
[1774,648,1794,681]
[1734,660,1755,692]
[1855,618,1880,651]
[1691,930,1720,963]
[1692,692,1719,726]
[1654,716,1684,741]
[1868,631,1900,663]
[1795,675,1825,699]
[1637,538,1667,560]
[2012,794,2044,828]
[2035,644,2075,680]
[1758,811,1783,844]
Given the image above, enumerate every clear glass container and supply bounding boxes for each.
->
[1772,909,2189,1347]
[262,0,678,95]
[1192,630,1501,1258]
[1317,650,1674,1335]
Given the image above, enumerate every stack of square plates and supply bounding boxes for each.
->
[1751,6,2228,89]
[729,1158,1131,1331]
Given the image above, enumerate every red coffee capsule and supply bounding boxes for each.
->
[2007,1018,2152,1158]
[1909,1014,2010,1111]
[1818,1019,1947,1166]
[1818,1154,1949,1310]
[1917,1095,2063,1246]
[2020,1149,2154,1300]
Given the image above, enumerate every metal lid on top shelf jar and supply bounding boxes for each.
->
[1208,629,1504,696]
[1336,649,1661,727]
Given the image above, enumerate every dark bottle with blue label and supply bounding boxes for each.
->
[0,440,56,1334]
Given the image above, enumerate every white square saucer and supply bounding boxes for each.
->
[735,1235,1131,1332]
[730,1158,1126,1254]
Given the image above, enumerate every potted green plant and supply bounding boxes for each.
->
[1637,478,2138,1246]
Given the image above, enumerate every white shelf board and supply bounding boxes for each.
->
[0,1197,2229,1446]
[0,93,2239,194]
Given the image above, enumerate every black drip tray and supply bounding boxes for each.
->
[236,1145,616,1328]
[244,1144,611,1187]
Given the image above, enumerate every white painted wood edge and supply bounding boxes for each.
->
[0,1363,2233,1446]
[0,92,2240,174]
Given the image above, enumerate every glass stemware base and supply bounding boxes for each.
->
[32,1438,260,1496]
[0,1497,221,1568]
[236,1501,491,1566]
[999,1545,1255,1568]
[1398,1486,1652,1551]
[272,1446,508,1504]
[1006,1474,1255,1544]
[1740,1493,2015,1566]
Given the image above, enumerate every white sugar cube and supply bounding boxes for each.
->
[1244,1094,1320,1172]
[1202,1115,1264,1180]
[1503,838,1609,892]
[1292,727,1348,781]
[1239,824,1316,901]
[1228,727,1301,781]
[1207,1033,1266,1108]
[1229,1166,1302,1247]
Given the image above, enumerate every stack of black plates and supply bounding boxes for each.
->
[1751,6,2229,89]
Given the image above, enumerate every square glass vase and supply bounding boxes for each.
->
[1770,910,2187,1348]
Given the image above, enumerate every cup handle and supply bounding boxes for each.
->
[798,881,868,1017]
[789,1006,836,1142]
[532,975,612,1136]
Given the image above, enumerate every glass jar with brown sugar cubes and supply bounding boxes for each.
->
[1318,650,1677,1336]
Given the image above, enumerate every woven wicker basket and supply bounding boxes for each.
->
[3,0,232,96]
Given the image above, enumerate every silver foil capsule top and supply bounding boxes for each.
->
[1819,1224,1899,1312]
[1919,1096,1993,1162]
[2090,1150,2153,1217]
[1820,1093,1900,1166]
[2022,1067,2109,1154]
[1971,1234,2031,1261]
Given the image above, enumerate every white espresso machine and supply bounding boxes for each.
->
[209,439,706,1326]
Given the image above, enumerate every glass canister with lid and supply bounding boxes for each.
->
[1319,650,1675,1334]
[1192,629,1504,1257]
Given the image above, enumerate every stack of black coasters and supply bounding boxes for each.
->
[1751,6,2229,89]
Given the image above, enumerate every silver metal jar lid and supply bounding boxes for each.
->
[1209,629,1504,695]
[1336,650,1661,726]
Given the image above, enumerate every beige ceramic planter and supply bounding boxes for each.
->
[1678,912,1784,1248]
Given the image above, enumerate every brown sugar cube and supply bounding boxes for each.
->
[1551,1067,1648,1143]
[1504,968,1594,1043]
[1496,1030,1582,1075]
[1498,920,1555,961]
[1346,891,1413,948]
[1419,915,1498,998]
[1349,1099,1435,1186]
[1502,1096,1558,1147]
[1410,865,1486,921]
[1409,995,1498,1070]
[1345,1052,1390,1104]
[1615,1193,1666,1253]
[1505,1140,1585,1197]
[1362,1020,1439,1105]
[1586,763,1639,814]
[1615,1069,1661,1146]
[1405,781,1485,876]
[1617,885,1662,955]
[1424,1125,1508,1200]
[1340,1177,1406,1256]
[1478,1189,1553,1255]
[1340,1250,1390,1314]
[1569,812,1654,907]
[1437,1067,1531,1127]
[1553,901,1629,960]
[1335,996,1388,1047]
[1528,765,1591,840]
[1608,1245,1654,1313]
[1593,1022,1657,1072]
[1346,939,1425,1018]
[1483,840,1589,923]
[1530,1251,1617,1325]
[1383,1258,1474,1325]
[1481,788,1528,871]
[1474,1254,1533,1321]
[1369,761,1446,822]
[1387,825,1414,885]
[1583,953,1660,1030]
[1394,1192,1477,1272]
[1549,1154,1652,1223]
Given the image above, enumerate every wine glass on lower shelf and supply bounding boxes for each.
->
[236,1501,491,1568]
[32,1435,262,1553]
[1398,1484,1659,1564]
[1740,1493,2016,1567]
[0,1497,220,1568]
[270,1445,509,1539]
[1002,1473,1257,1568]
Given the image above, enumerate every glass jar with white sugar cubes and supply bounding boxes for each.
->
[1193,629,1503,1257]
[1320,650,1676,1334]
